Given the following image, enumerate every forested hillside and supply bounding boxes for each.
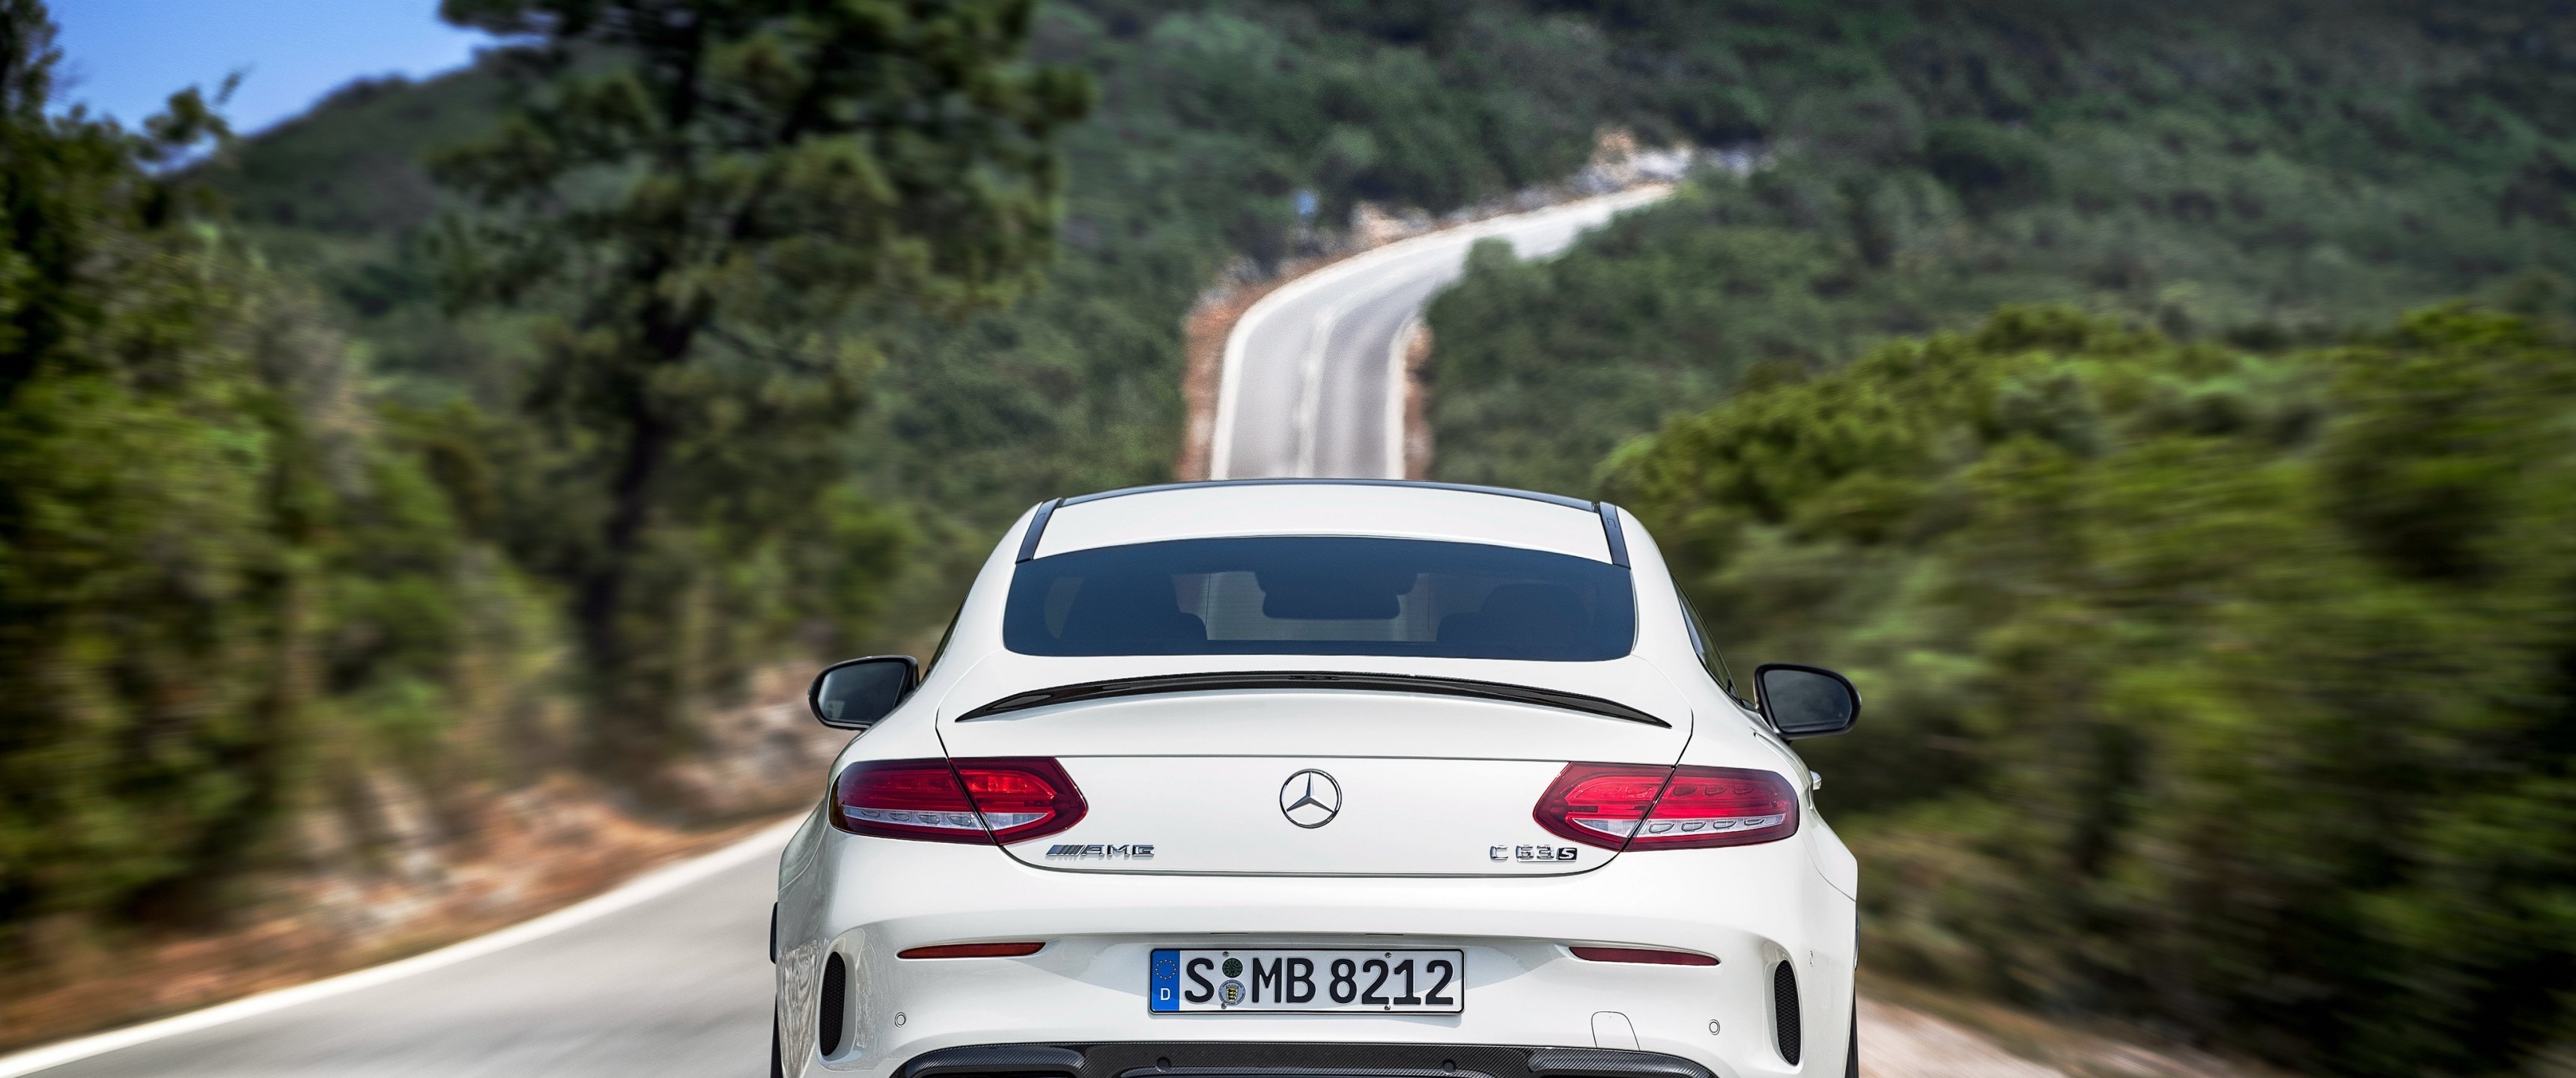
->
[1,0,565,983]
[1606,305,2576,1077]
[1406,3,2576,1074]
[1426,1,2576,493]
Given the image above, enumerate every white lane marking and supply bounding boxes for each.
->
[1209,186,1671,480]
[1383,310,1422,480]
[1292,296,1351,478]
[0,814,806,1078]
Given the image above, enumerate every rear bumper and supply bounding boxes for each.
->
[776,835,1854,1078]
[895,1042,1712,1078]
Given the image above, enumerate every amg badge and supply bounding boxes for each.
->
[1045,843,1155,859]
[1492,844,1579,862]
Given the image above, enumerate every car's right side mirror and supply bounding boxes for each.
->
[809,655,920,731]
[1753,663,1862,739]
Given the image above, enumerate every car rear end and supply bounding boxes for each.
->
[776,485,1856,1078]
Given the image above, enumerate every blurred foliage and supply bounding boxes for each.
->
[1427,0,2576,496]
[1606,305,2576,1076]
[0,0,562,951]
[1411,7,2576,1068]
[418,0,1087,779]
[6,0,1698,952]
[203,0,1747,569]
[19,3,2576,1071]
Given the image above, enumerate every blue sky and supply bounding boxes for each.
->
[49,1,492,134]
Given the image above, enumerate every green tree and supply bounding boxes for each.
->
[0,0,288,941]
[2,0,556,953]
[428,0,1089,779]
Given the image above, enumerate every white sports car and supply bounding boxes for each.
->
[774,481,1863,1078]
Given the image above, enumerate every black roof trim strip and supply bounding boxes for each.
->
[1016,499,1061,563]
[1056,478,1595,513]
[1597,503,1629,568]
[958,670,1669,726]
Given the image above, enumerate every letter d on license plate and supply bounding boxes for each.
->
[1149,948,1464,1013]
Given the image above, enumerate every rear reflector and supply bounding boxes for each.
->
[830,758,1087,844]
[898,942,1045,959]
[1571,945,1719,966]
[1534,764,1799,850]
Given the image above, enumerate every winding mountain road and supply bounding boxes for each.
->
[0,189,1689,1078]
[1212,186,1671,480]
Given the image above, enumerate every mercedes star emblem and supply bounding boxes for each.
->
[1278,769,1342,829]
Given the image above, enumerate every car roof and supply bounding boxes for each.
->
[1022,479,1628,564]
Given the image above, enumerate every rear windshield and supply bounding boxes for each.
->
[1004,536,1635,660]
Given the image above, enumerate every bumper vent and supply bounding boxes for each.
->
[820,953,848,1056]
[1772,960,1802,1065]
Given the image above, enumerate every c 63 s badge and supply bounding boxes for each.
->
[1492,844,1579,862]
[1046,843,1155,859]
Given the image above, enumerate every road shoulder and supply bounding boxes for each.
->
[0,812,802,1076]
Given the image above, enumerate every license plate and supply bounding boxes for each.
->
[1149,948,1464,1013]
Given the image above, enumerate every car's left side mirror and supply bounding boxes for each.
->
[809,656,920,731]
[1753,663,1862,740]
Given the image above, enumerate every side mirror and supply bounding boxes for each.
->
[1753,663,1862,740]
[809,656,920,731]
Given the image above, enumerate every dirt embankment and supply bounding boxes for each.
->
[0,672,839,1054]
[1398,317,1435,479]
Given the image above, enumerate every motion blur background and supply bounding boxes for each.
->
[4,1,2575,1075]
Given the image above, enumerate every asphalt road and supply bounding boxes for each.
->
[7,825,792,1078]
[1212,186,1671,481]
[2,188,1672,1078]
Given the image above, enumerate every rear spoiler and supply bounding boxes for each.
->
[956,670,1670,727]
[1016,483,1632,567]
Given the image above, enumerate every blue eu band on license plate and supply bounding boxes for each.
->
[1149,948,1465,1013]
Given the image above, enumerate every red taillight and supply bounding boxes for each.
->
[1570,946,1720,966]
[830,758,1087,844]
[898,942,1045,959]
[1534,764,1671,848]
[1634,767,1798,847]
[956,758,1089,843]
[830,759,982,842]
[1534,763,1798,850]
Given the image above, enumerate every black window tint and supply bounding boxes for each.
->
[1676,588,1739,695]
[1004,537,1635,661]
[922,604,964,676]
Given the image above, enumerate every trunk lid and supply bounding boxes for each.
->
[935,666,1693,877]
